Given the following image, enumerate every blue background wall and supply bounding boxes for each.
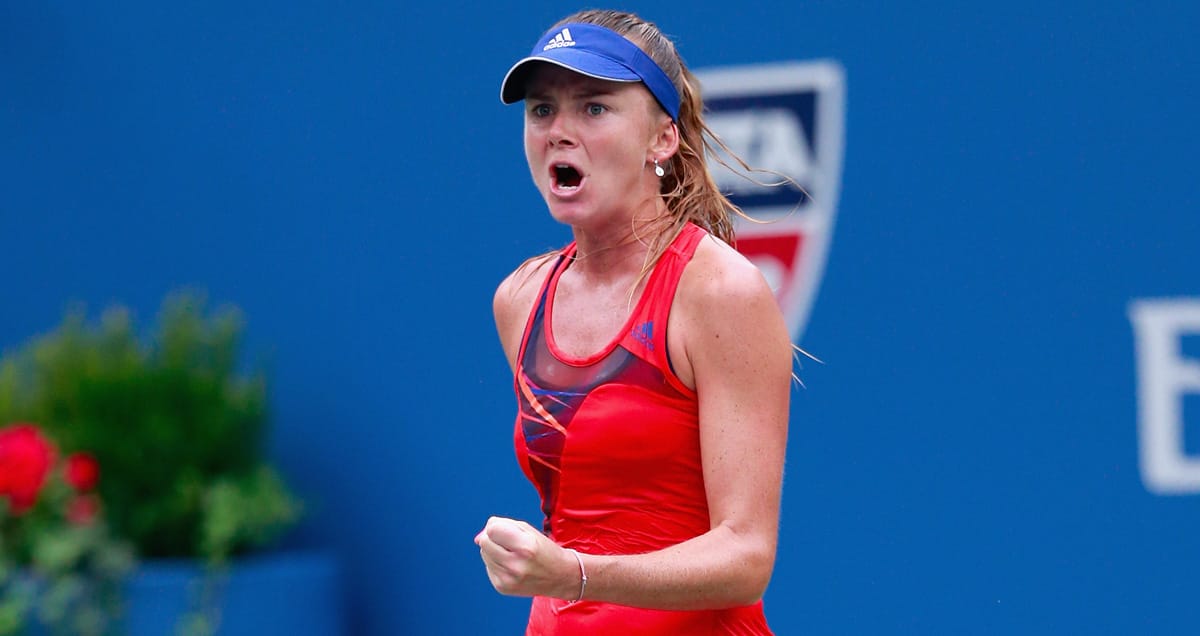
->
[3,1,1198,633]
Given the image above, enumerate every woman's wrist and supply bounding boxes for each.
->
[564,548,588,603]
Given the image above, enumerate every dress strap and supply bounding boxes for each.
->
[618,223,706,393]
[514,247,575,372]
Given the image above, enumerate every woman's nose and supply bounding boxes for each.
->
[547,114,576,147]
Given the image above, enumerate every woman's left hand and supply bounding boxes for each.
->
[475,516,579,600]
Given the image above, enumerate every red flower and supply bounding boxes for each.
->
[65,452,101,492]
[0,423,57,515]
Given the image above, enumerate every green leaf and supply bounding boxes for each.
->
[201,467,302,562]
[0,594,31,636]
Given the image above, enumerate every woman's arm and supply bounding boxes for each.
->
[477,239,793,610]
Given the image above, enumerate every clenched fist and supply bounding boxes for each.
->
[475,516,581,600]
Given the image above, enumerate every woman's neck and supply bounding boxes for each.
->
[569,197,670,279]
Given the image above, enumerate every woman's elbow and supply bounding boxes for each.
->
[726,545,776,606]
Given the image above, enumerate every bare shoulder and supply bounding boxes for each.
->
[677,234,778,314]
[494,253,557,315]
[493,253,559,370]
[671,234,791,387]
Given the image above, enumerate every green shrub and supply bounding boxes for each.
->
[0,291,300,563]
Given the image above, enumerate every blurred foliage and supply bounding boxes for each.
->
[0,291,301,564]
[0,424,133,636]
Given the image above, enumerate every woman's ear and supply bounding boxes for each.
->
[649,119,680,164]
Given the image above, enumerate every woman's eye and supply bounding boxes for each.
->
[587,104,606,116]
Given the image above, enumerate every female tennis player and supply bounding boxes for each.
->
[475,9,792,634]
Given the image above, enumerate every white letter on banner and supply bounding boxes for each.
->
[1129,299,1200,494]
[707,110,813,195]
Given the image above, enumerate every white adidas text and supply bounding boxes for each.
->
[543,28,575,51]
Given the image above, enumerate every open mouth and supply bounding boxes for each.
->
[552,164,583,190]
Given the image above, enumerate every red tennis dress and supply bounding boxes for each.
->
[513,223,773,635]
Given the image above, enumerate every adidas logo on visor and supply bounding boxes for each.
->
[542,28,576,51]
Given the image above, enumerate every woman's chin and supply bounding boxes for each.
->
[544,199,593,226]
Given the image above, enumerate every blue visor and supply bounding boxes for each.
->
[500,23,680,121]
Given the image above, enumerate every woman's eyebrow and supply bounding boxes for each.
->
[574,87,617,99]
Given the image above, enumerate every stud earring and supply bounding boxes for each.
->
[653,159,665,177]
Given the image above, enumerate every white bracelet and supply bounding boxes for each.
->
[566,548,587,603]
